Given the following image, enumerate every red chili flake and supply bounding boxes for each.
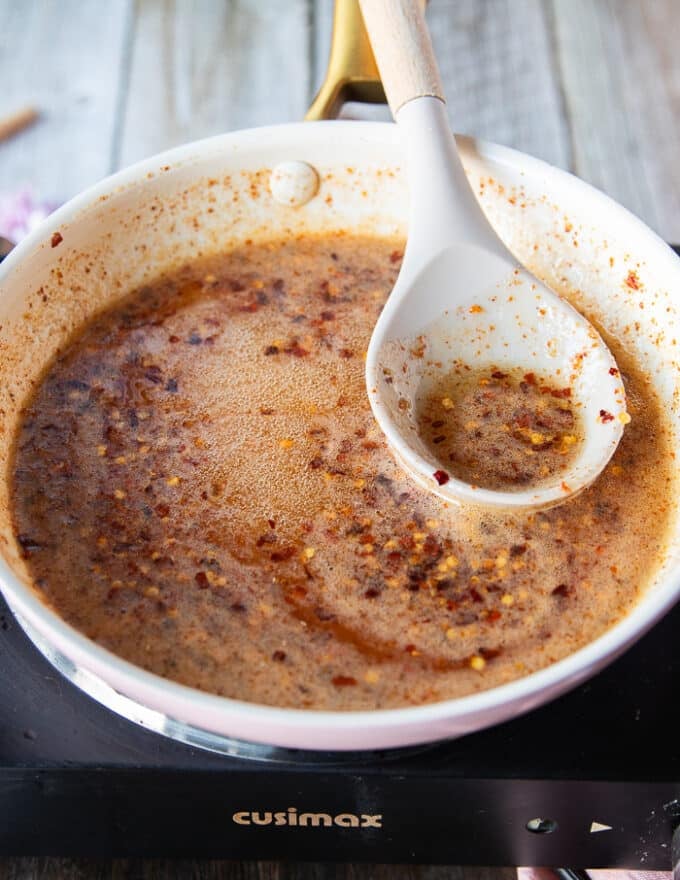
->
[404,644,418,656]
[195,571,209,589]
[364,588,380,599]
[155,503,170,517]
[523,372,537,385]
[320,310,335,321]
[169,335,180,343]
[314,607,336,622]
[552,583,572,598]
[272,650,287,662]
[238,302,259,313]
[423,535,441,557]
[17,534,42,554]
[480,647,502,660]
[539,385,564,397]
[51,232,63,248]
[332,675,358,687]
[285,343,310,358]
[625,270,641,290]
[389,250,403,263]
[433,469,450,485]
[491,370,507,379]
[231,602,246,613]
[270,546,297,562]
[339,348,354,359]
[469,588,483,604]
[486,609,502,623]
[256,533,276,547]
[268,519,276,529]
[599,409,615,423]
[609,367,619,376]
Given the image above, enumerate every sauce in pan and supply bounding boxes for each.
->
[11,235,675,710]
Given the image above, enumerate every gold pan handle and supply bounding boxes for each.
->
[305,0,386,121]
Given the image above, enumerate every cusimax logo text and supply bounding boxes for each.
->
[232,807,382,828]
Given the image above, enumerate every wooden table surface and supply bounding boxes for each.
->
[0,1,678,878]
[1,0,679,241]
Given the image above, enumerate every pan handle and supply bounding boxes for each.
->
[305,0,428,121]
[305,0,386,121]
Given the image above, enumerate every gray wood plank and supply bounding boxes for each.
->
[426,0,571,170]
[549,0,680,241]
[312,1,571,165]
[117,0,312,168]
[0,0,133,202]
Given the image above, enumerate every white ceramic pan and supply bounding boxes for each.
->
[1,4,679,753]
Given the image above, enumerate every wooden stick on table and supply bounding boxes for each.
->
[0,106,39,144]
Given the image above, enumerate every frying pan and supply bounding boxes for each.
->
[1,2,679,751]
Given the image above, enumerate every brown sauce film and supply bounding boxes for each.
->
[10,234,675,710]
[416,367,582,491]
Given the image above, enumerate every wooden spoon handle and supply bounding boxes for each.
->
[358,0,445,115]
